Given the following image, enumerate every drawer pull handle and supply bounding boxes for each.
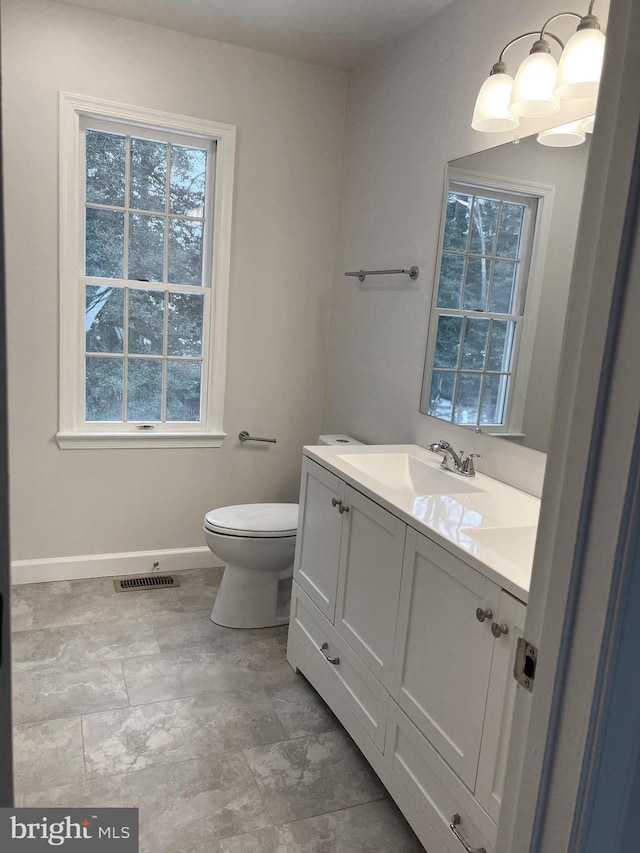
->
[320,642,340,665]
[491,622,509,638]
[449,815,486,853]
[475,607,493,623]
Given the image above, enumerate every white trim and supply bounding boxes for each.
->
[58,92,236,446]
[10,546,223,585]
[421,167,554,438]
[56,431,226,449]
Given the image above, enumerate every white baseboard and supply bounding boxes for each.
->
[10,546,223,585]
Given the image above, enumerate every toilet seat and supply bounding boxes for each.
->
[203,503,298,538]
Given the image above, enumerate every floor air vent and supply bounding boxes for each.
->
[114,575,181,592]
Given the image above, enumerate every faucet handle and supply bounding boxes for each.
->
[461,453,482,477]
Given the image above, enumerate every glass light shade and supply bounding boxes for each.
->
[555,28,605,100]
[537,120,586,147]
[510,51,560,117]
[582,114,596,133]
[472,72,519,132]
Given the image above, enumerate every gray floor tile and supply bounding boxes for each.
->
[175,845,222,853]
[151,611,287,654]
[31,579,185,629]
[219,799,424,852]
[82,684,287,777]
[12,619,161,672]
[13,660,129,724]
[175,566,224,611]
[10,586,34,632]
[267,675,339,739]
[82,697,226,778]
[151,611,228,652]
[25,754,270,853]
[123,639,287,705]
[12,573,422,851]
[13,717,85,794]
[218,826,295,853]
[244,730,386,824]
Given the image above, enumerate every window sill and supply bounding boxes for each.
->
[56,431,227,449]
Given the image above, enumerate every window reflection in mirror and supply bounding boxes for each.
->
[420,135,591,453]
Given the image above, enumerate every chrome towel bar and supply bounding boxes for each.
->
[344,265,419,283]
[238,431,277,444]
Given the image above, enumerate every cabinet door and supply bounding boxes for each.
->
[293,459,345,622]
[334,486,406,689]
[475,590,527,821]
[390,527,500,790]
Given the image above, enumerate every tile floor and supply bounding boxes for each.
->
[11,568,425,852]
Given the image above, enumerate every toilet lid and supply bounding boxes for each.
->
[204,503,299,537]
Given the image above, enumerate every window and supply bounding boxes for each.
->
[422,174,543,435]
[58,94,236,448]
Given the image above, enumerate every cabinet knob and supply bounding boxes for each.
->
[491,622,509,638]
[475,607,493,623]
[331,497,342,508]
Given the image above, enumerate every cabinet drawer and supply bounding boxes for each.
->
[289,582,388,752]
[385,703,497,853]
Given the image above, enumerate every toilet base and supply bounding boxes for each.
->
[211,563,292,629]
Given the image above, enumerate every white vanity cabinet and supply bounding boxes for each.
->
[287,453,529,853]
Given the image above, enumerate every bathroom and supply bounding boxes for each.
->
[1,0,639,850]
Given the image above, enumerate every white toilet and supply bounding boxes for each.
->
[204,434,363,629]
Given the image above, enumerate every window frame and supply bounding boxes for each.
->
[57,93,236,449]
[421,166,555,439]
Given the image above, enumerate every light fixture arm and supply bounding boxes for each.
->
[491,30,564,74]
[540,11,582,40]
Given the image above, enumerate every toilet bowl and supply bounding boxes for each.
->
[204,503,298,628]
[204,434,363,629]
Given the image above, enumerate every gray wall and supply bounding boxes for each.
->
[2,0,347,565]
[321,0,606,495]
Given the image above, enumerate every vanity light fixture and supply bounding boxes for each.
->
[555,2,606,98]
[471,30,564,131]
[472,2,605,135]
[537,119,587,147]
[509,37,562,117]
[581,114,596,133]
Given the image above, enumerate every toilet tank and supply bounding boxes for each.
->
[317,434,364,446]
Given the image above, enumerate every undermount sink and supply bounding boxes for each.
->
[337,452,482,497]
[460,525,538,566]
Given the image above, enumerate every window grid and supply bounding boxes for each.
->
[427,183,536,428]
[82,123,211,425]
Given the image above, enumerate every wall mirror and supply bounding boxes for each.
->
[420,132,591,453]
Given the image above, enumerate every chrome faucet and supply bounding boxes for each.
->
[427,439,481,477]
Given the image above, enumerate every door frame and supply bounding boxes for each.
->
[497,0,640,849]
[0,15,14,806]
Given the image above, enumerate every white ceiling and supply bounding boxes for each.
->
[53,0,454,70]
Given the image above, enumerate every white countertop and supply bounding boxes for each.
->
[304,444,540,603]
